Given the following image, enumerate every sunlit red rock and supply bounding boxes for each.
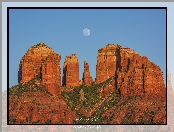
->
[82,61,93,86]
[95,44,166,100]
[18,42,55,83]
[62,54,80,88]
[8,42,167,126]
[96,44,119,84]
[41,53,61,96]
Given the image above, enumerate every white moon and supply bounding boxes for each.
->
[83,28,90,36]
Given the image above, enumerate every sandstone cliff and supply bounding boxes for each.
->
[9,42,166,125]
[96,44,119,84]
[41,53,61,96]
[18,42,165,99]
[62,54,80,88]
[18,42,55,83]
[95,44,166,99]
[18,42,61,96]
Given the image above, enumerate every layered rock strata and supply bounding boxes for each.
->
[18,42,55,83]
[62,54,80,88]
[41,54,61,96]
[95,44,166,99]
[18,42,61,95]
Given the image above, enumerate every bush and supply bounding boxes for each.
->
[61,77,119,124]
[9,117,16,124]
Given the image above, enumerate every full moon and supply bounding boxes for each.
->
[83,28,90,36]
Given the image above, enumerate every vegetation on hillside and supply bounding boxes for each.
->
[61,77,122,124]
[9,75,165,124]
[9,74,53,98]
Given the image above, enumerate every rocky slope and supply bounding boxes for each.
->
[4,71,173,131]
[8,42,167,125]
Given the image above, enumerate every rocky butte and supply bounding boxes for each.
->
[9,42,166,124]
[96,44,165,99]
[18,42,61,96]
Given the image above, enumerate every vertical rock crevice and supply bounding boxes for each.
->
[18,64,22,83]
[62,65,67,86]
[115,46,121,93]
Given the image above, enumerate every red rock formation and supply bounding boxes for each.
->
[9,92,78,125]
[95,44,122,97]
[62,54,79,88]
[116,47,166,99]
[18,42,61,96]
[96,44,166,99]
[115,49,146,98]
[9,42,166,125]
[18,42,56,83]
[82,61,93,86]
[79,80,83,85]
[41,53,61,96]
[96,44,119,84]
[18,56,35,83]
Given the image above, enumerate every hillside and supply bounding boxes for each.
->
[8,42,166,125]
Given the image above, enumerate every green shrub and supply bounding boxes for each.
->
[9,117,16,124]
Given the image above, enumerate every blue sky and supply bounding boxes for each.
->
[9,9,166,91]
